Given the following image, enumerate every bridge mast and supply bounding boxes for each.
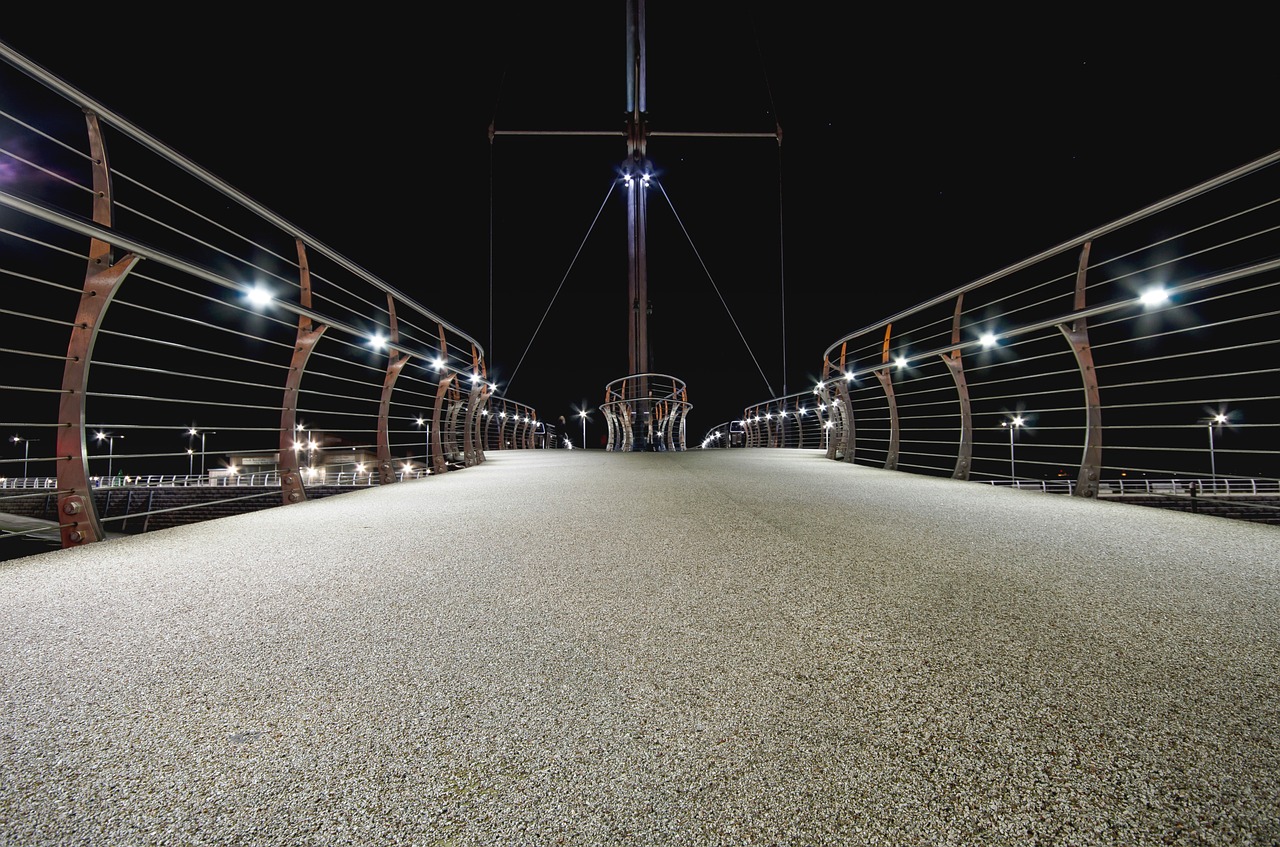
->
[624,0,650,377]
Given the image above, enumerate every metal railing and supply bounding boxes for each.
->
[0,41,546,552]
[601,373,692,452]
[730,148,1280,521]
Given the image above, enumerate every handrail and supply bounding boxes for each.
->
[0,41,548,552]
[734,147,1280,520]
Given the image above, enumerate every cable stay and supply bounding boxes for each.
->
[503,178,618,393]
[652,177,777,398]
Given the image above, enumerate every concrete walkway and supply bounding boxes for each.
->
[2,449,1278,846]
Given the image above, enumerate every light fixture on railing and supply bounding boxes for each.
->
[894,356,908,370]
[1139,287,1169,307]
[980,332,998,348]
[369,333,387,350]
[245,285,273,307]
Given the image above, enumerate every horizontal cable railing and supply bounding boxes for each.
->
[733,148,1280,522]
[0,42,545,552]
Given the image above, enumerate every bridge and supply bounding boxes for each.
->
[2,449,1278,846]
[2,17,1280,847]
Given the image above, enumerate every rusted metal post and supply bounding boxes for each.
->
[941,294,974,480]
[431,374,453,474]
[1058,241,1103,497]
[376,294,409,485]
[55,112,142,547]
[279,240,326,505]
[875,325,900,470]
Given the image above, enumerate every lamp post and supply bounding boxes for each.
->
[189,429,216,478]
[9,435,37,479]
[578,409,589,450]
[1002,415,1024,480]
[1208,412,1227,490]
[95,432,123,481]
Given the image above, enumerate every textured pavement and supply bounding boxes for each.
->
[2,449,1278,847]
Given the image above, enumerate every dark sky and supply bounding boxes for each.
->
[3,7,1274,437]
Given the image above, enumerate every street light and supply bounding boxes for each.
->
[189,428,215,477]
[95,432,123,481]
[9,435,38,479]
[1208,412,1228,489]
[1001,415,1025,480]
[577,408,591,450]
[416,415,429,463]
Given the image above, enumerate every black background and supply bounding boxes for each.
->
[3,6,1274,440]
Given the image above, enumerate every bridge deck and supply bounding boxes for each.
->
[2,450,1277,846]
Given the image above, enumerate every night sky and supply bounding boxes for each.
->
[3,7,1274,438]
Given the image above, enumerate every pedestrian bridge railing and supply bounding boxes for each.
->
[601,373,692,452]
[710,148,1280,521]
[0,42,546,553]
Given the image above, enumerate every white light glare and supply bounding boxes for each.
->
[894,356,908,369]
[246,285,273,307]
[979,332,998,348]
[369,333,387,350]
[1139,287,1169,307]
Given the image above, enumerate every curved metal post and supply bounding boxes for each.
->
[619,406,633,451]
[1058,241,1103,497]
[873,369,900,470]
[280,240,326,505]
[465,346,486,466]
[376,354,409,484]
[376,294,409,485]
[55,113,141,546]
[604,406,618,451]
[942,294,974,480]
[876,326,900,470]
[431,374,454,474]
[446,381,465,462]
[465,383,485,466]
[833,379,855,463]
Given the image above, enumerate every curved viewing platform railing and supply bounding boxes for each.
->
[719,148,1280,520]
[0,42,544,552]
[600,373,691,452]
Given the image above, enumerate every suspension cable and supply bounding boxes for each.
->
[652,178,776,397]
[504,179,618,393]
